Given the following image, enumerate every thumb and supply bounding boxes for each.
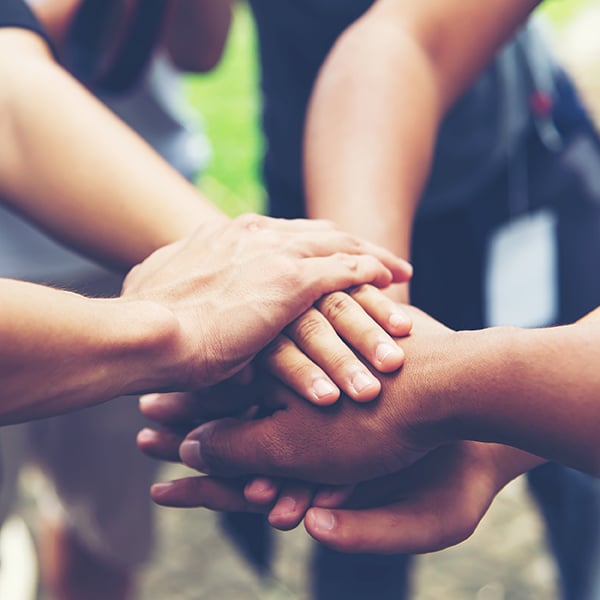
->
[179,418,282,478]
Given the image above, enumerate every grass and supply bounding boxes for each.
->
[184,1,596,217]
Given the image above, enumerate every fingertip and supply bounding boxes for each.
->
[244,477,278,504]
[150,482,175,505]
[313,485,354,508]
[374,342,405,373]
[179,440,207,472]
[309,377,341,406]
[348,371,381,402]
[305,508,337,538]
[388,312,413,336]
[139,393,161,413]
[268,496,302,531]
[136,427,156,447]
[395,260,414,282]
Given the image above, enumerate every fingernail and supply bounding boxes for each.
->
[139,393,160,409]
[136,428,155,443]
[311,378,338,401]
[150,482,173,497]
[389,312,410,329]
[310,509,336,532]
[246,478,275,495]
[375,342,402,365]
[350,371,378,395]
[271,496,297,517]
[179,440,208,472]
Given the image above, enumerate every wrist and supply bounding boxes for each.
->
[435,326,523,444]
[100,298,184,395]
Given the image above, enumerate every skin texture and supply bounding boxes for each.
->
[139,0,599,556]
[171,306,600,480]
[140,307,600,517]
[0,24,415,422]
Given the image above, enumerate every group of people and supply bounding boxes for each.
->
[0,0,599,599]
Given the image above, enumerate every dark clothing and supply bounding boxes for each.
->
[0,0,50,47]
[248,0,553,221]
[65,0,167,94]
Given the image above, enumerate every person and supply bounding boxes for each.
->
[142,1,600,598]
[0,2,414,597]
[0,1,229,598]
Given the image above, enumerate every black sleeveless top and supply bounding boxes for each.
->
[0,0,51,47]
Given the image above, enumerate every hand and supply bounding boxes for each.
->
[175,307,463,485]
[303,443,545,554]
[263,284,413,405]
[121,214,413,390]
[147,441,545,555]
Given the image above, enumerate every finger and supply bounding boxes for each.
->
[137,427,184,462]
[312,485,356,508]
[285,308,382,402]
[139,387,256,427]
[301,254,394,296]
[244,477,281,505]
[151,476,265,512]
[139,393,203,426]
[304,502,454,555]
[268,482,316,531]
[260,334,341,406]
[316,292,406,374]
[349,285,413,338]
[178,418,277,478]
[279,226,412,284]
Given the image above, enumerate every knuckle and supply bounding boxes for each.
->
[319,291,353,323]
[289,313,327,344]
[260,335,291,362]
[235,213,264,231]
[350,283,377,302]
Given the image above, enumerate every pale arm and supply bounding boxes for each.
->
[0,28,226,270]
[304,0,541,302]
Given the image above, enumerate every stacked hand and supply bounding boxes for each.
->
[137,305,546,555]
[122,213,412,394]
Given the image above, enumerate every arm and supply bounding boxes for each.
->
[1,214,403,425]
[163,0,232,72]
[304,0,541,301]
[435,308,600,476]
[0,27,226,270]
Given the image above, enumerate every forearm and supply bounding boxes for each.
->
[0,278,180,425]
[438,318,600,475]
[164,0,232,72]
[304,16,432,267]
[0,29,227,270]
[305,0,540,268]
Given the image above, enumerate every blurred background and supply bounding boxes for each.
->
[2,0,600,598]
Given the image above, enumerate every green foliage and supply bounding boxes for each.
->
[539,0,597,28]
[184,4,264,216]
